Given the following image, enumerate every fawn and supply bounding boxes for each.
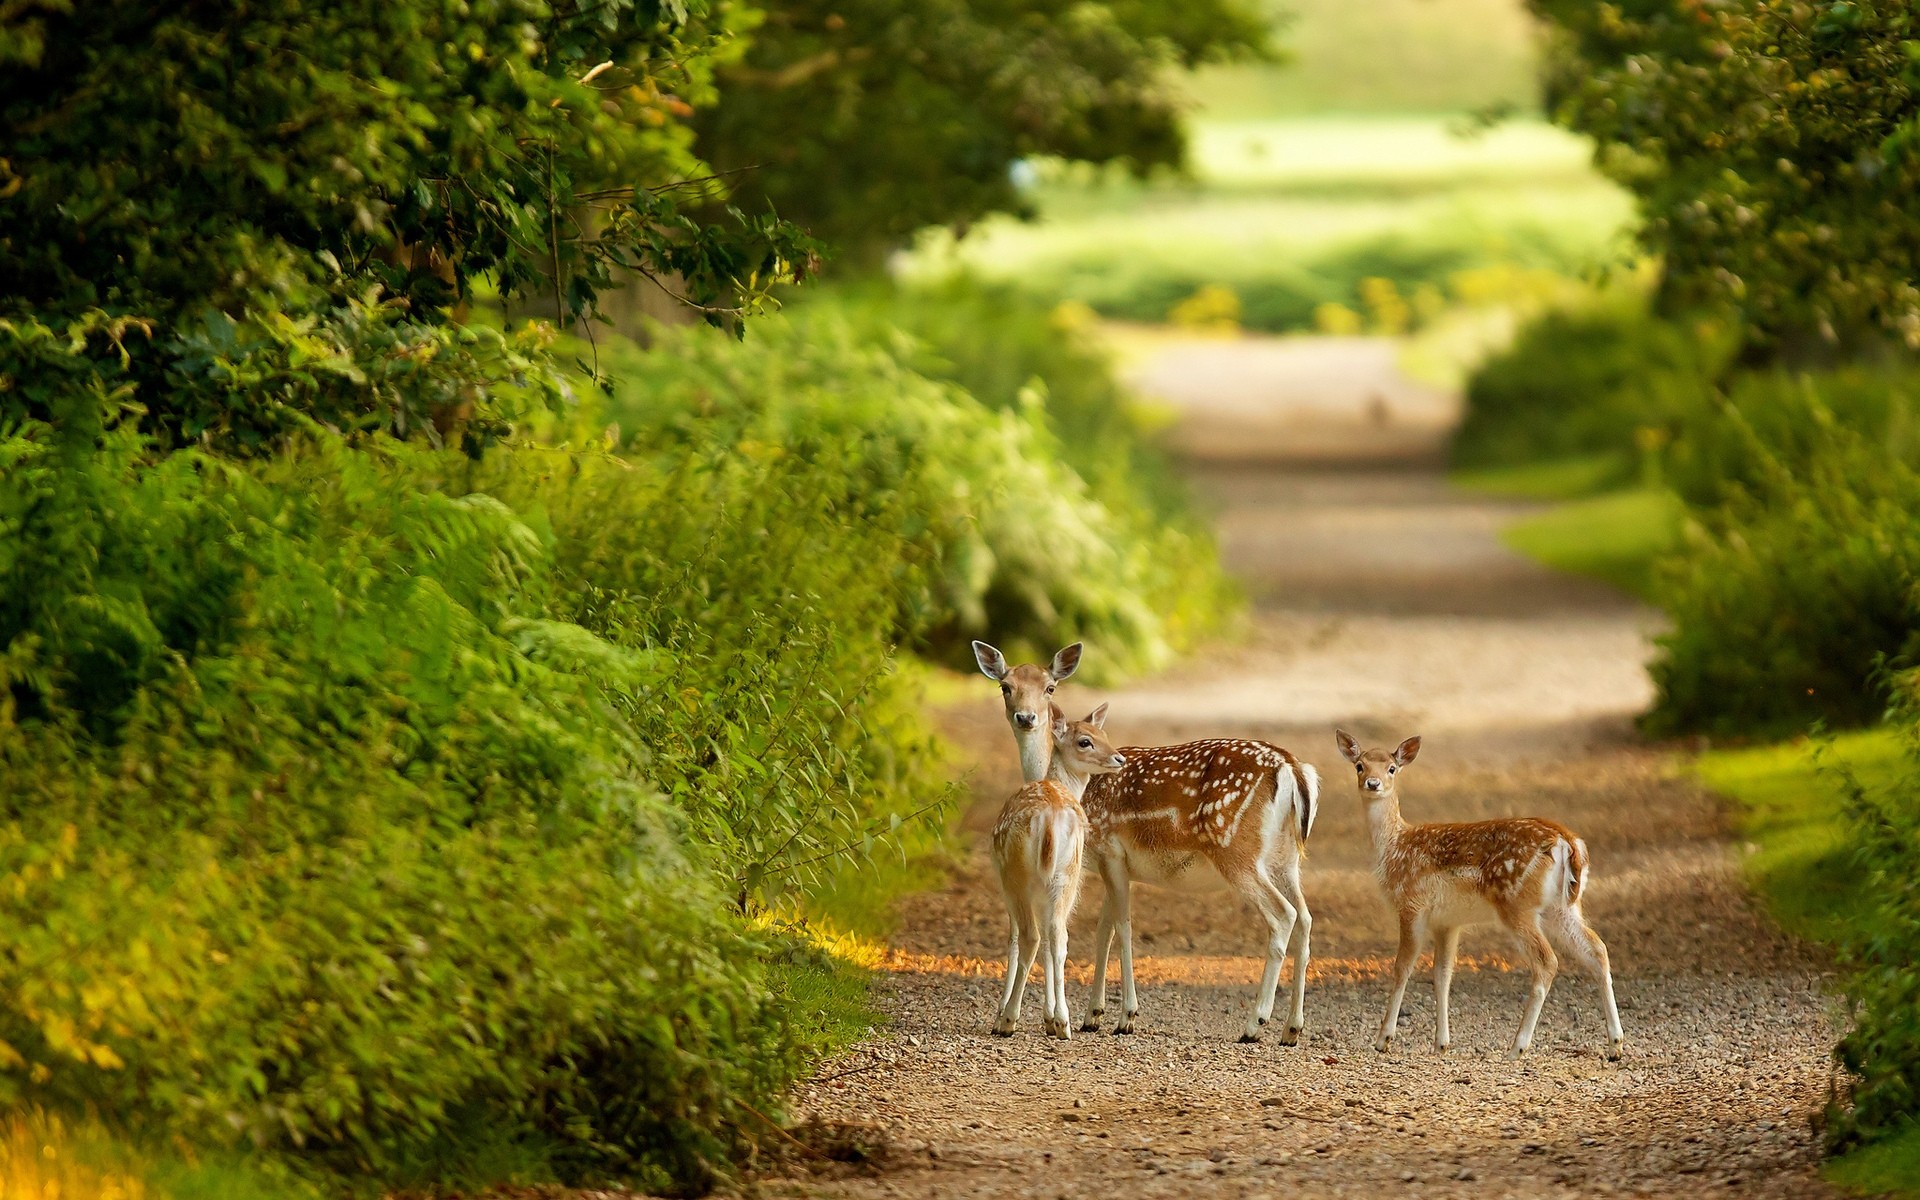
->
[990,704,1127,1038]
[974,641,1319,1043]
[1335,729,1624,1060]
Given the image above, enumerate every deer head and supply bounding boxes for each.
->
[973,640,1082,734]
[1335,729,1420,800]
[1051,702,1126,780]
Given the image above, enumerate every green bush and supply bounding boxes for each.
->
[1645,413,1920,736]
[596,305,1232,678]
[1663,368,1920,508]
[0,423,827,1192]
[1829,693,1920,1155]
[1452,298,1730,469]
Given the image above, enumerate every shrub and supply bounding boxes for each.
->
[595,307,1232,678]
[0,423,823,1192]
[1829,690,1920,1153]
[1645,411,1920,736]
[1452,298,1731,470]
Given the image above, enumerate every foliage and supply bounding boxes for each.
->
[1827,689,1920,1163]
[594,303,1231,678]
[1645,405,1920,736]
[1530,0,1920,353]
[0,0,816,451]
[905,116,1634,334]
[1692,727,1920,1188]
[693,0,1270,260]
[1452,296,1733,469]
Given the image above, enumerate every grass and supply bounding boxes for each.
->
[1694,728,1906,945]
[1452,454,1636,501]
[1185,0,1542,119]
[904,116,1632,332]
[1490,485,1683,601]
[1691,728,1920,1197]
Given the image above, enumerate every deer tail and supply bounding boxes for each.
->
[1552,836,1589,907]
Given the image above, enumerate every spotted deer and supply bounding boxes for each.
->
[972,640,1080,783]
[1335,730,1624,1060]
[991,705,1127,1038]
[972,642,1320,1043]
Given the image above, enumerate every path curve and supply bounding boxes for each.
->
[781,334,1838,1200]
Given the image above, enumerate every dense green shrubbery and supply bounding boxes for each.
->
[1830,692,1920,1153]
[0,280,1225,1190]
[1645,430,1920,736]
[599,302,1232,678]
[1451,297,1730,470]
[0,422,831,1192]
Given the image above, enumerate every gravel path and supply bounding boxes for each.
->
[775,335,1841,1200]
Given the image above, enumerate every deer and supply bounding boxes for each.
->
[973,641,1320,1044]
[1334,729,1624,1061]
[990,704,1127,1038]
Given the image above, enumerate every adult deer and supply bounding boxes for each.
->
[1334,729,1624,1060]
[972,642,1319,1043]
[991,705,1127,1038]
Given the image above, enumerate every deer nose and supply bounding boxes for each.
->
[1364,778,1382,792]
[1014,711,1038,730]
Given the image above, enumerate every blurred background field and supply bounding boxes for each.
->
[902,0,1636,338]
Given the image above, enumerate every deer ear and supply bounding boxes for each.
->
[1393,736,1422,767]
[1334,728,1362,763]
[1051,642,1083,681]
[972,640,1008,681]
[1085,702,1109,729]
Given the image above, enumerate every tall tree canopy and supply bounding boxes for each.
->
[1531,0,1920,355]
[692,0,1271,260]
[0,0,816,450]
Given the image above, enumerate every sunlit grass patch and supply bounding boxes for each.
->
[1494,487,1683,601]
[1452,454,1636,501]
[1829,1121,1920,1198]
[1693,728,1905,947]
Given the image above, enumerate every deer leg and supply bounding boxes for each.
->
[1432,925,1461,1053]
[1511,917,1559,1058]
[995,910,1040,1036]
[1377,917,1421,1053]
[1047,868,1080,1039]
[1237,870,1299,1043]
[1080,859,1119,1031]
[1274,861,1313,1046]
[1550,906,1623,1059]
[1109,863,1139,1033]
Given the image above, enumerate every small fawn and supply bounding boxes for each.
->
[974,641,1319,1043]
[1335,730,1624,1060]
[990,704,1126,1038]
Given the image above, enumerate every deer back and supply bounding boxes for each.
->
[1082,739,1316,869]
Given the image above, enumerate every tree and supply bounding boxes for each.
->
[0,0,817,450]
[692,0,1270,262]
[1530,0,1920,356]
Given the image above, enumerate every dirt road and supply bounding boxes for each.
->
[781,335,1839,1199]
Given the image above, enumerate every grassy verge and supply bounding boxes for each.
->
[1692,730,1920,1197]
[1454,459,1682,602]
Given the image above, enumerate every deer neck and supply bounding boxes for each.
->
[1015,726,1052,784]
[1365,794,1408,860]
[1045,754,1094,801]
